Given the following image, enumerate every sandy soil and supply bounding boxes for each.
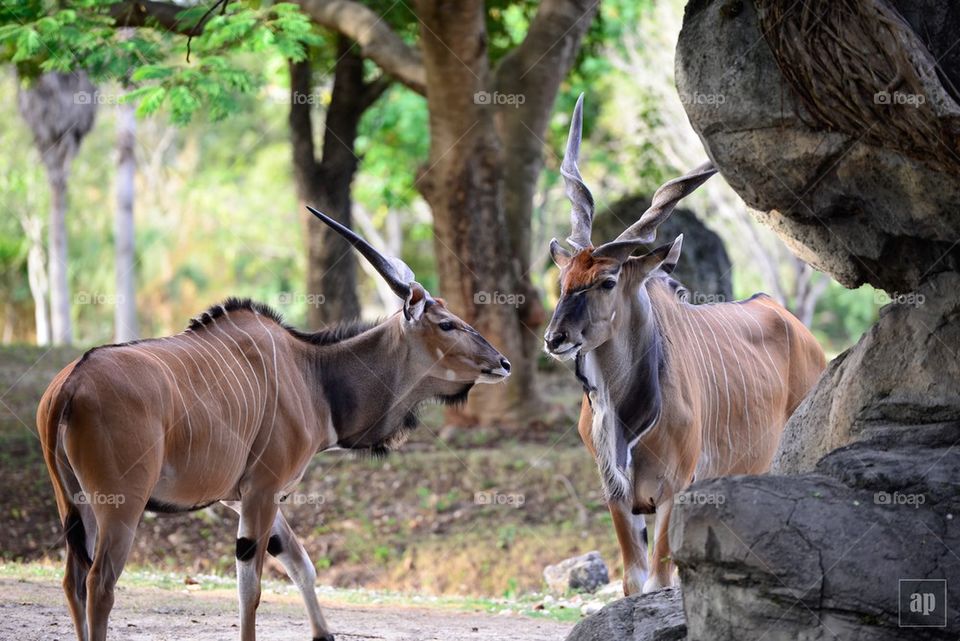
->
[0,577,573,641]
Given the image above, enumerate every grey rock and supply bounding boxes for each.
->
[671,425,959,640]
[774,271,960,474]
[594,201,733,302]
[675,0,960,293]
[544,551,610,595]
[565,588,685,641]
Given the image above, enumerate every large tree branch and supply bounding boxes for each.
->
[492,0,598,281]
[494,0,597,120]
[294,0,426,95]
[288,58,320,189]
[109,1,206,36]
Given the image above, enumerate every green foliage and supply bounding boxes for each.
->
[0,0,320,123]
[812,281,878,356]
[355,88,428,210]
[485,1,538,62]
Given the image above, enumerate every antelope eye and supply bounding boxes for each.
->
[438,320,455,331]
[601,280,617,290]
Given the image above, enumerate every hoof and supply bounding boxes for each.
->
[623,567,648,596]
[313,635,335,641]
[641,576,664,594]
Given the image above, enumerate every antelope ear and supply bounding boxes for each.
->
[661,234,683,274]
[549,238,573,268]
[629,234,683,279]
[404,282,428,321]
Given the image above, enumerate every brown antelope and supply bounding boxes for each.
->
[37,207,511,641]
[544,96,825,595]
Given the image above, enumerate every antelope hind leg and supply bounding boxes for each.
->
[60,503,96,641]
[85,502,143,641]
[268,511,334,641]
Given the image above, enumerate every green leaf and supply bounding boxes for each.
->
[131,64,173,82]
[12,29,40,62]
[126,85,167,116]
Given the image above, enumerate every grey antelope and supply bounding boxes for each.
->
[38,207,511,641]
[544,96,825,595]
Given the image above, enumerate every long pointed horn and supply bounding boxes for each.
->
[306,206,415,299]
[561,94,595,251]
[592,162,717,261]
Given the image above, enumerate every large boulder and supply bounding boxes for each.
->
[675,0,960,293]
[565,588,686,641]
[774,271,960,473]
[671,428,960,640]
[594,201,733,301]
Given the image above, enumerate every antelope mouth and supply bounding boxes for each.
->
[547,342,581,361]
[478,366,510,383]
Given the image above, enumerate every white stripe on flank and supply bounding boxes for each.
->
[192,330,251,440]
[217,314,264,408]
[153,338,219,473]
[713,308,752,465]
[170,331,244,461]
[135,346,195,467]
[206,326,260,434]
[225,314,270,420]
[675,304,714,476]
[213,317,268,441]
[158,336,229,471]
[253,313,281,448]
[697,306,733,460]
[688,307,722,474]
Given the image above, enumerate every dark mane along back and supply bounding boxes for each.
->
[188,297,378,346]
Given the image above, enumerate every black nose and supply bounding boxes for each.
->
[500,358,511,372]
[546,331,567,351]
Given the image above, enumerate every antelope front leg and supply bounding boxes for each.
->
[608,501,648,595]
[236,494,279,641]
[643,501,676,593]
[268,511,334,641]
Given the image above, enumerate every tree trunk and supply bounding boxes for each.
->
[415,0,597,425]
[414,0,534,424]
[20,214,50,345]
[290,38,386,328]
[115,101,139,342]
[48,167,71,345]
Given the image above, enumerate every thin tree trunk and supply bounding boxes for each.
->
[115,101,139,342]
[48,168,71,344]
[17,71,98,346]
[20,213,50,345]
[290,39,386,327]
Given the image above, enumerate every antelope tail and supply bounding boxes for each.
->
[38,373,91,568]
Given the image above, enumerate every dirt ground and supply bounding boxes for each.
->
[0,576,574,641]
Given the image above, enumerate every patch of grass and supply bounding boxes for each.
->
[0,561,592,623]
